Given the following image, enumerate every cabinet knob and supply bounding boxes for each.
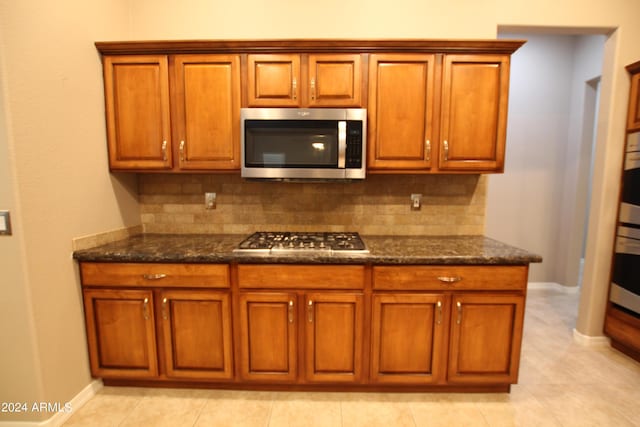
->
[162,297,168,320]
[307,300,314,323]
[142,297,150,320]
[288,300,294,323]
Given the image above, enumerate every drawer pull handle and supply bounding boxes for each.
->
[292,78,297,100]
[162,297,168,320]
[425,140,431,162]
[456,301,462,325]
[437,276,462,284]
[436,300,442,325]
[161,140,168,161]
[179,140,185,162]
[443,140,449,161]
[288,300,294,323]
[310,77,316,100]
[143,273,167,280]
[307,300,314,323]
[143,297,150,320]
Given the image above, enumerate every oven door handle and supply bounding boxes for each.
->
[338,121,347,169]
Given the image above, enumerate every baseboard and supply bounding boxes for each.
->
[573,328,611,347]
[528,282,581,294]
[0,380,103,427]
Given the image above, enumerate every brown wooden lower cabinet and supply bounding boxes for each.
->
[304,292,364,383]
[238,291,364,384]
[160,290,233,380]
[238,292,298,382]
[370,293,447,384]
[80,262,528,391]
[83,289,158,378]
[605,304,640,360]
[448,294,525,384]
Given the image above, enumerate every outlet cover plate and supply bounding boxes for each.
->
[0,211,12,235]
[205,192,217,210]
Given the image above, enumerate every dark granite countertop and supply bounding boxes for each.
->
[73,234,542,265]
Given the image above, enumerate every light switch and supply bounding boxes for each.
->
[0,211,11,235]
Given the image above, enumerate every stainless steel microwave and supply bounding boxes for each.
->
[240,108,367,180]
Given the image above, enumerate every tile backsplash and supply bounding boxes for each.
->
[139,174,486,235]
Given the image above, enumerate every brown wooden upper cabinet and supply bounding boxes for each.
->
[247,54,363,107]
[368,54,436,171]
[97,40,522,174]
[103,54,241,171]
[438,55,510,172]
[173,55,241,170]
[368,53,511,173]
[104,55,172,170]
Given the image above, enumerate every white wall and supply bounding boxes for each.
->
[0,0,138,422]
[487,34,575,283]
[486,33,605,284]
[559,35,606,287]
[0,42,46,420]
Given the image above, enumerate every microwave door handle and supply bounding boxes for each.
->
[338,121,347,168]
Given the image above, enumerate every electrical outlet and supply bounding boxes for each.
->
[411,194,422,211]
[205,192,216,210]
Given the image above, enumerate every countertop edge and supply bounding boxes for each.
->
[72,234,543,265]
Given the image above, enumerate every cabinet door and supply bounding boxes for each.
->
[628,71,640,131]
[173,55,241,170]
[439,54,510,172]
[238,292,298,382]
[83,289,158,378]
[368,54,436,170]
[247,54,301,107]
[371,294,446,384]
[304,293,364,383]
[160,290,233,380]
[448,293,524,384]
[103,55,172,170]
[308,54,362,107]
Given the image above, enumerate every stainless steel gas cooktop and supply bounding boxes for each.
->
[234,231,369,254]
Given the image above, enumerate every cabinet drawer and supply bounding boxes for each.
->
[373,265,527,291]
[238,264,365,289]
[80,263,230,288]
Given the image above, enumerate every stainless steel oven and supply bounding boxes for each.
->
[611,132,640,315]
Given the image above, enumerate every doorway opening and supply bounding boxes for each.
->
[486,29,607,308]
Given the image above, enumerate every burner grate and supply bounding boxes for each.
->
[234,232,368,254]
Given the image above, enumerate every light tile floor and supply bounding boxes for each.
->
[64,288,640,427]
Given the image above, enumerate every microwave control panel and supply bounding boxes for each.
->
[346,121,363,168]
